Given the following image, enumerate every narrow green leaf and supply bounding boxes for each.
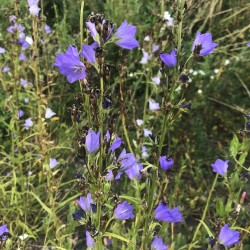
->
[102,232,130,244]
[198,220,214,238]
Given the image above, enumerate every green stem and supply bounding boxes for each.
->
[122,114,133,153]
[80,0,85,46]
[143,78,149,123]
[188,173,219,249]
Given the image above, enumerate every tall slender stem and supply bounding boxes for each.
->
[188,174,219,249]
[80,0,85,46]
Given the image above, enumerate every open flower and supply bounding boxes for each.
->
[192,32,218,56]
[109,137,122,151]
[149,99,160,111]
[24,118,33,130]
[151,236,168,250]
[114,201,134,220]
[218,224,240,247]
[211,159,229,176]
[159,156,174,171]
[45,108,56,119]
[53,45,86,83]
[0,224,9,241]
[77,193,93,212]
[86,231,95,248]
[113,20,139,50]
[85,130,100,153]
[27,0,41,16]
[81,43,98,65]
[49,158,59,168]
[155,202,183,223]
[160,49,176,67]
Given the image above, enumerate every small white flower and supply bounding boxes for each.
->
[197,89,203,94]
[224,59,230,65]
[19,233,29,240]
[214,69,219,74]
[45,108,56,119]
[136,119,143,126]
[144,35,150,41]
[25,36,33,45]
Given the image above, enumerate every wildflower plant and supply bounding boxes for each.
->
[0,0,250,249]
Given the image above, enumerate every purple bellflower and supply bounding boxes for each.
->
[53,45,86,83]
[44,24,51,34]
[86,230,95,248]
[109,137,122,151]
[7,23,25,34]
[149,99,160,111]
[211,159,229,176]
[114,201,134,220]
[77,193,93,212]
[27,0,41,16]
[49,158,59,168]
[159,156,174,171]
[9,15,16,23]
[0,224,9,241]
[85,130,100,153]
[136,119,143,126]
[151,236,168,250]
[160,49,177,67]
[247,42,250,47]
[0,47,6,54]
[125,163,143,180]
[81,43,98,66]
[24,118,33,130]
[19,53,27,61]
[218,224,240,247]
[113,20,139,50]
[86,22,100,44]
[155,202,183,223]
[140,50,151,64]
[192,32,218,56]
[45,108,56,119]
[2,66,10,73]
[17,109,24,118]
[143,128,152,137]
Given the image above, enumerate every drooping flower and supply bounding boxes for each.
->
[81,43,98,65]
[136,119,143,126]
[192,32,218,56]
[0,224,9,241]
[143,128,152,137]
[159,156,174,171]
[49,158,59,168]
[118,149,139,172]
[113,20,139,50]
[85,130,100,153]
[24,118,33,130]
[17,109,24,118]
[53,45,86,83]
[218,224,240,247]
[86,21,99,43]
[2,66,10,73]
[247,42,250,47]
[45,108,56,119]
[44,24,51,34]
[125,163,143,180]
[211,159,229,176]
[27,0,41,16]
[109,137,122,151]
[160,49,177,67]
[9,15,16,23]
[140,50,151,64]
[77,193,93,212]
[19,53,27,61]
[151,236,168,250]
[114,201,134,220]
[149,99,160,111]
[154,202,183,223]
[86,231,95,248]
[0,47,6,54]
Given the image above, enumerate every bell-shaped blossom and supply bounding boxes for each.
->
[49,158,59,168]
[0,47,6,54]
[2,66,10,73]
[106,169,123,181]
[24,118,33,130]
[152,75,161,85]
[152,43,160,53]
[53,45,86,83]
[9,15,16,22]
[105,130,111,142]
[45,108,56,119]
[19,53,27,61]
[118,149,139,171]
[0,224,9,241]
[149,99,160,111]
[160,49,177,67]
[81,43,98,65]
[44,24,51,34]
[159,156,174,171]
[154,202,183,223]
[85,130,100,153]
[77,193,93,212]
[86,22,100,43]
[7,23,25,34]
[192,32,218,56]
[113,20,139,50]
[125,163,143,180]
[27,0,40,16]
[140,50,151,64]
[151,236,168,250]
[114,201,134,220]
[86,231,95,248]
[218,224,240,247]
[17,109,24,118]
[109,137,122,151]
[142,146,149,159]
[211,159,229,176]
[247,42,250,47]
[143,128,152,137]
[136,119,143,126]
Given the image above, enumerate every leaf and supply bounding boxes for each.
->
[102,232,130,244]
[238,151,248,165]
[230,135,239,158]
[216,198,224,217]
[17,220,37,239]
[26,191,52,215]
[119,195,140,204]
[225,197,233,213]
[198,220,214,238]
